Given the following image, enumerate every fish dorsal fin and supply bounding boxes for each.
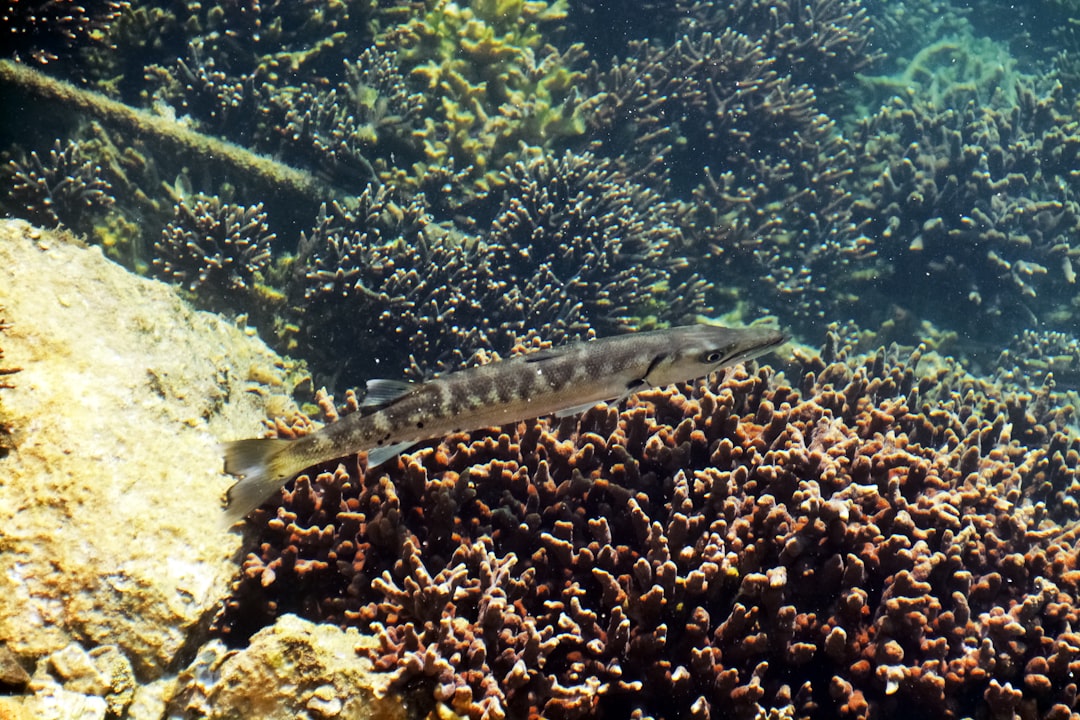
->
[362,379,415,408]
[522,349,561,363]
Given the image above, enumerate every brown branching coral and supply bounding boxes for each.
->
[217,328,1080,719]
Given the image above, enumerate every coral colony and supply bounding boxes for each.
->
[216,331,1080,719]
[4,0,1080,719]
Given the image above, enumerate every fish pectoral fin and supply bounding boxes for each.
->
[362,379,416,408]
[603,379,649,412]
[364,440,417,469]
[552,379,649,419]
[555,400,608,418]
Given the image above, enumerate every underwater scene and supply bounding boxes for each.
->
[2,0,1080,718]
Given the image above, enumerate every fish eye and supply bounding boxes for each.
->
[702,350,726,364]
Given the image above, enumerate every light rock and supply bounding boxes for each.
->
[0,685,108,720]
[0,219,301,690]
[167,614,406,720]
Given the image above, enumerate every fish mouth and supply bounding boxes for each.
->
[737,328,789,364]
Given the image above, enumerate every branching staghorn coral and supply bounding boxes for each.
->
[686,0,880,93]
[0,0,128,67]
[288,189,511,382]
[289,190,589,384]
[584,28,870,327]
[0,60,339,210]
[268,47,424,191]
[2,138,115,228]
[486,149,708,331]
[847,81,1080,335]
[287,150,709,384]
[154,194,275,306]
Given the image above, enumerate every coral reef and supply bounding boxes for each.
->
[287,151,707,384]
[485,150,708,332]
[996,329,1080,394]
[688,0,880,94]
[848,80,1080,334]
[0,0,127,68]
[0,59,336,211]
[391,0,588,192]
[860,0,972,67]
[856,33,1024,114]
[290,189,584,383]
[583,0,877,176]
[2,138,115,229]
[580,22,873,326]
[154,193,276,303]
[143,41,268,144]
[268,47,423,191]
[287,189,500,381]
[116,0,414,97]
[217,326,1080,719]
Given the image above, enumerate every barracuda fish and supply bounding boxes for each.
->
[222,324,786,524]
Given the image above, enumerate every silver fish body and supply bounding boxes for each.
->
[223,324,786,524]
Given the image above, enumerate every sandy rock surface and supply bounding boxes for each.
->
[0,220,395,717]
[167,614,404,720]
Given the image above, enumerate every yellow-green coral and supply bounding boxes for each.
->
[389,0,587,193]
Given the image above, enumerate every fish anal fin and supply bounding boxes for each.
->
[365,440,416,469]
[555,400,607,419]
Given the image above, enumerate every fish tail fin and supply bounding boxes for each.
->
[221,437,295,526]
